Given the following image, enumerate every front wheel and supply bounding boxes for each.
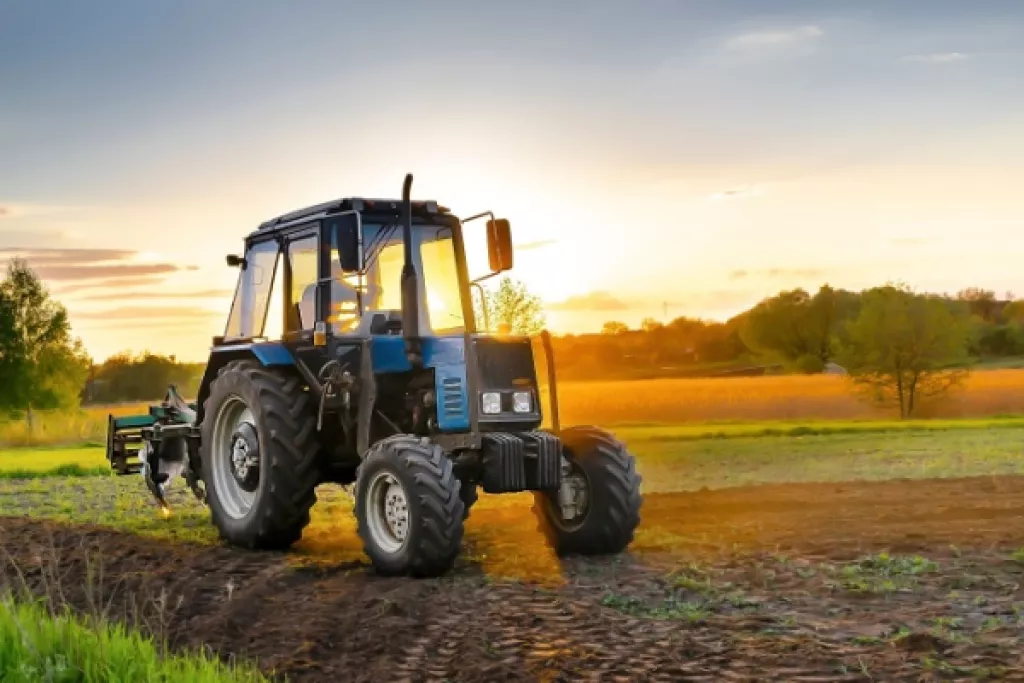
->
[354,435,465,577]
[532,426,642,556]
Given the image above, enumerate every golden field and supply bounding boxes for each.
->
[1,369,1021,448]
[557,369,1024,425]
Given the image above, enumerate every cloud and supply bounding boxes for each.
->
[516,239,557,251]
[0,207,8,217]
[709,185,766,201]
[902,52,968,64]
[0,247,198,281]
[890,237,927,246]
[547,291,631,312]
[0,247,134,265]
[73,306,222,321]
[724,25,823,50]
[78,289,234,302]
[54,276,170,294]
[729,268,826,281]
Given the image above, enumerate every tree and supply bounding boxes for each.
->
[1004,300,1024,324]
[0,258,91,413]
[474,276,546,336]
[956,287,999,322]
[601,321,629,335]
[740,285,859,372]
[835,283,972,418]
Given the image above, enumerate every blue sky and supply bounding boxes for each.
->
[2,1,1023,361]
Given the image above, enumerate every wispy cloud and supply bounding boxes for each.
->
[78,289,233,302]
[729,268,826,281]
[0,247,134,265]
[73,306,221,321]
[516,239,557,251]
[724,25,823,51]
[55,276,169,294]
[889,237,927,246]
[902,52,969,64]
[547,291,631,312]
[709,185,766,201]
[0,247,198,281]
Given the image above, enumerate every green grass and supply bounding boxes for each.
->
[0,597,267,682]
[2,415,1022,480]
[0,446,109,477]
[610,415,1024,444]
[631,425,1024,493]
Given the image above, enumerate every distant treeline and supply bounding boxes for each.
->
[79,285,1024,403]
[551,285,1023,381]
[82,352,205,404]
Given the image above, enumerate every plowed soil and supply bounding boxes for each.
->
[3,475,1024,681]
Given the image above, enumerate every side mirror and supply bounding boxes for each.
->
[486,218,513,272]
[226,254,247,269]
[331,212,363,273]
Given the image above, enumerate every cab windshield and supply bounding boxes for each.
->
[330,223,466,335]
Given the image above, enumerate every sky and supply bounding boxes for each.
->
[2,0,1023,362]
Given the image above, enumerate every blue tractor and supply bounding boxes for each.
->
[106,173,642,577]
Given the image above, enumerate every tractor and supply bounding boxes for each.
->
[106,173,643,577]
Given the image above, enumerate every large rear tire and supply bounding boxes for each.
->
[354,435,464,577]
[532,426,642,556]
[200,360,320,550]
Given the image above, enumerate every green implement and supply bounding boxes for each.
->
[105,385,205,511]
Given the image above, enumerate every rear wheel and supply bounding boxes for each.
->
[532,426,642,556]
[355,435,464,577]
[200,360,320,550]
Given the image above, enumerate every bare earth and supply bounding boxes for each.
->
[2,475,1024,681]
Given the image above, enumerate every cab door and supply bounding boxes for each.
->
[280,224,331,378]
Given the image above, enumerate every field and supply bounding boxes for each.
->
[3,370,1023,448]
[1,370,1023,680]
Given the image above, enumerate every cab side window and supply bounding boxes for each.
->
[287,235,319,331]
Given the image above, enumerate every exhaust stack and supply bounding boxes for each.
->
[400,173,423,366]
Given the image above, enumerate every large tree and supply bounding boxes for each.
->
[0,258,91,413]
[474,276,546,336]
[835,283,972,418]
[740,285,859,372]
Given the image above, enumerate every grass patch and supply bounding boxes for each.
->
[0,447,109,476]
[0,597,267,682]
[825,553,940,594]
[633,426,1024,493]
[613,416,1024,444]
[600,593,711,622]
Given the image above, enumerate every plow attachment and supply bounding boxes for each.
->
[106,386,205,512]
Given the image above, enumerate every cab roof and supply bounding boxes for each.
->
[254,197,452,234]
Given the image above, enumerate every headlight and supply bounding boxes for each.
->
[481,392,501,414]
[513,391,532,413]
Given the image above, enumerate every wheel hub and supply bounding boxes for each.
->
[229,422,260,492]
[556,458,589,528]
[365,470,411,554]
[383,479,409,541]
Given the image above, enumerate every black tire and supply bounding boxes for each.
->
[354,435,464,577]
[200,359,320,550]
[532,426,642,556]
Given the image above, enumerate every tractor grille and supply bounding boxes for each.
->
[441,376,464,419]
[473,337,536,389]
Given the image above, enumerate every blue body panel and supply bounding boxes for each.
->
[210,341,296,366]
[371,336,470,431]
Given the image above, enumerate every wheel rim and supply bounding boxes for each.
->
[365,470,410,554]
[551,459,590,532]
[210,395,260,520]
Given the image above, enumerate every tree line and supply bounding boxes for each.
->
[0,259,1019,419]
